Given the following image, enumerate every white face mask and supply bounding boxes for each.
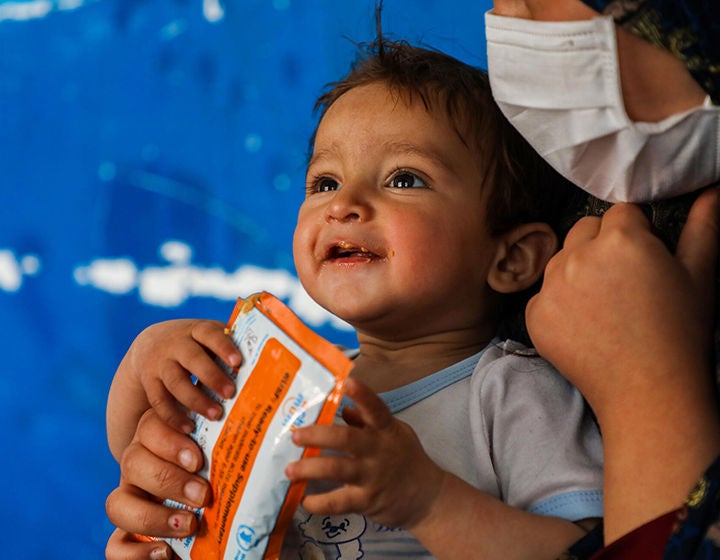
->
[485,11,720,203]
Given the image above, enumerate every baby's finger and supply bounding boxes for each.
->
[105,528,174,560]
[143,378,196,434]
[154,362,224,421]
[300,486,360,517]
[191,320,242,370]
[341,405,365,428]
[342,377,393,430]
[174,343,236,401]
[291,423,371,456]
[286,455,359,485]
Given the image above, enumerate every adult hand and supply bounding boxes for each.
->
[526,189,718,415]
[490,0,705,121]
[106,409,210,560]
[106,528,173,560]
[492,0,595,21]
[526,187,720,542]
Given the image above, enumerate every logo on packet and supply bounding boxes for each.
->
[236,524,257,553]
[281,393,308,431]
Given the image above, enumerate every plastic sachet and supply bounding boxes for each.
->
[164,292,353,560]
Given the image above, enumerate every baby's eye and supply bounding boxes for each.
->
[388,171,427,189]
[308,176,340,195]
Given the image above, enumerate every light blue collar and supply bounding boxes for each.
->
[338,339,498,415]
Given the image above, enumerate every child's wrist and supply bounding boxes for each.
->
[405,467,451,534]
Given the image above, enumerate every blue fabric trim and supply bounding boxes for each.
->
[528,490,604,522]
[338,339,499,415]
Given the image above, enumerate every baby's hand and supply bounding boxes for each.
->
[285,377,445,530]
[126,319,242,432]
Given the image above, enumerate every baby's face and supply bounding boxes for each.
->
[292,81,500,337]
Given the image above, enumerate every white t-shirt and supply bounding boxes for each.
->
[280,339,603,559]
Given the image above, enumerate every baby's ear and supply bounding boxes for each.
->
[487,223,557,294]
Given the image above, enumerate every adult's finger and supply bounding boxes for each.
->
[120,439,209,509]
[596,202,653,235]
[105,528,174,560]
[560,215,601,250]
[676,187,720,294]
[135,410,204,473]
[106,483,197,538]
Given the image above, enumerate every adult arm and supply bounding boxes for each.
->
[526,188,720,544]
[491,0,706,122]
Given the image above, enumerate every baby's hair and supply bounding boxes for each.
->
[309,2,586,341]
[310,2,583,239]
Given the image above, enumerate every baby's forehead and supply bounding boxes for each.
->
[314,84,445,134]
[309,79,492,170]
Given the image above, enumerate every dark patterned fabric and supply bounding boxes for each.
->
[560,522,605,560]
[663,456,720,559]
[580,0,720,104]
[559,457,720,559]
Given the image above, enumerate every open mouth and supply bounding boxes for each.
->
[326,241,379,262]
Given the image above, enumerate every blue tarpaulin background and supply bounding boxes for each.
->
[0,1,490,557]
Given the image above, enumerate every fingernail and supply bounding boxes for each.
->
[181,421,194,434]
[169,512,192,533]
[178,449,196,471]
[207,405,222,420]
[184,480,206,504]
[151,545,171,560]
[221,384,235,399]
[228,352,241,368]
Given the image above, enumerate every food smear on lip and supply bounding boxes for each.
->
[330,241,376,264]
[337,240,370,253]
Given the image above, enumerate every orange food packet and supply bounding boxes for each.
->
[164,292,353,560]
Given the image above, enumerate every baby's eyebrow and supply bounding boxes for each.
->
[307,140,458,176]
[382,141,455,173]
[307,142,343,169]
[307,151,332,169]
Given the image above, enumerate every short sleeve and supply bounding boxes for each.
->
[470,344,604,521]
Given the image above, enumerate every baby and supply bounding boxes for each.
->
[105,33,600,560]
